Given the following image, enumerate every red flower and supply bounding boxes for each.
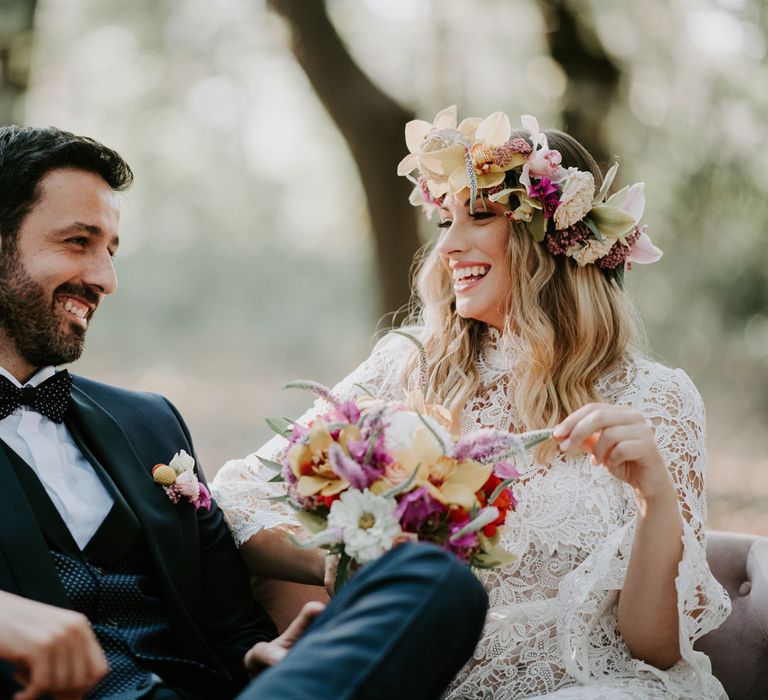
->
[320,494,340,509]
[448,506,470,523]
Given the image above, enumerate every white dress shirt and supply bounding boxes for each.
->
[0,366,114,549]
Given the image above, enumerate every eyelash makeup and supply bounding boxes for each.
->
[437,211,495,229]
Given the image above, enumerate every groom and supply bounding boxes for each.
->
[0,125,487,700]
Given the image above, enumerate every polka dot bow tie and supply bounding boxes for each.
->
[0,370,73,423]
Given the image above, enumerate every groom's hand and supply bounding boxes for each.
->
[0,591,108,700]
[244,601,325,674]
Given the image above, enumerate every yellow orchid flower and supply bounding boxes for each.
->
[287,419,350,498]
[423,458,493,510]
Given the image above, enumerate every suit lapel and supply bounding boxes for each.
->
[68,385,198,609]
[65,418,141,566]
[0,442,71,607]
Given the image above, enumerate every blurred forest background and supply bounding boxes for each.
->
[2,0,766,534]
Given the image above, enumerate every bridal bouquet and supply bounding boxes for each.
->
[262,377,551,587]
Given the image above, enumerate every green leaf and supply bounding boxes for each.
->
[526,209,547,242]
[257,457,284,472]
[471,547,518,568]
[296,509,328,534]
[583,217,602,241]
[264,494,299,508]
[268,473,284,483]
[334,552,354,592]
[265,416,293,438]
[613,264,626,289]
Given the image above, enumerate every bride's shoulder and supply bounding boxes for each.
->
[604,354,703,408]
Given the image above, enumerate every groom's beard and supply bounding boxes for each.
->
[0,246,93,368]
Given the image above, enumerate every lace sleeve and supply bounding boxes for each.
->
[557,364,731,696]
[211,331,416,546]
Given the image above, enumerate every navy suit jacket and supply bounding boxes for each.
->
[0,375,276,698]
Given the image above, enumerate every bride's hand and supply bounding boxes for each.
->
[553,403,676,504]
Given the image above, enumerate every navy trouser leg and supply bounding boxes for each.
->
[238,542,488,700]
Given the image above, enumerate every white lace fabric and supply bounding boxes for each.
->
[212,329,731,699]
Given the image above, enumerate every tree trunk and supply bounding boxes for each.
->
[266,0,420,318]
[0,0,38,125]
[538,0,620,168]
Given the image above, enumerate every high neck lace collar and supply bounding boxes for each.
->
[478,326,636,394]
[479,326,524,372]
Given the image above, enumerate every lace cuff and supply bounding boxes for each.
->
[211,450,295,546]
[557,509,730,697]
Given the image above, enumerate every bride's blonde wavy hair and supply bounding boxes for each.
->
[402,129,646,456]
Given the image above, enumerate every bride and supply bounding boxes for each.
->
[212,106,730,699]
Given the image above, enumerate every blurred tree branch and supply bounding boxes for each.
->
[538,0,620,166]
[266,0,420,318]
[0,0,38,125]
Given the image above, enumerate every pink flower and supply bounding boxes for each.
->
[527,177,561,219]
[175,470,200,501]
[194,483,212,511]
[626,228,662,265]
[493,461,521,480]
[519,115,563,190]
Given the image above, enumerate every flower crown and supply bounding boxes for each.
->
[397,106,661,273]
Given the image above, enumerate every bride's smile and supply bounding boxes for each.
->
[436,190,512,330]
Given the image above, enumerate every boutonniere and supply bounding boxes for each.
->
[152,450,212,511]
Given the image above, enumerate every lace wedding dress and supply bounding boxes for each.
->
[212,329,731,699]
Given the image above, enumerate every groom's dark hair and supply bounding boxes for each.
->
[0,125,133,251]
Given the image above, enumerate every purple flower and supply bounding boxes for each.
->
[453,429,508,461]
[528,177,561,219]
[445,519,479,562]
[335,400,361,424]
[344,439,389,484]
[328,443,373,490]
[452,429,526,463]
[394,487,446,532]
[348,432,392,466]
